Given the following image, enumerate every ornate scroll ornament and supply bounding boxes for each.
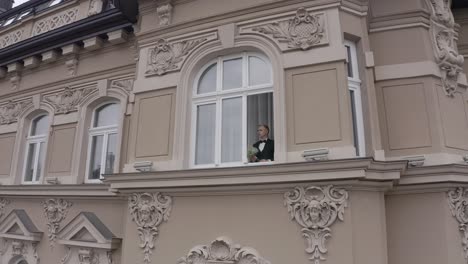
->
[284,186,348,264]
[146,37,208,76]
[65,57,79,77]
[426,0,465,96]
[110,78,134,93]
[88,0,104,16]
[129,193,172,264]
[0,198,10,219]
[33,8,78,36]
[0,100,31,125]
[44,86,94,114]
[42,198,72,247]
[178,237,270,264]
[156,3,173,26]
[448,187,468,261]
[0,30,23,49]
[252,8,327,51]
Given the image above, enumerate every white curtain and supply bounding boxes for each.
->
[195,104,216,165]
[221,97,242,162]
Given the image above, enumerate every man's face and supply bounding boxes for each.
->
[257,126,268,139]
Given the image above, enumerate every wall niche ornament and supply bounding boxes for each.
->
[178,237,270,264]
[42,198,72,247]
[0,198,10,219]
[145,37,208,76]
[129,192,172,264]
[426,0,465,96]
[0,100,31,125]
[250,7,327,51]
[284,185,348,264]
[448,187,468,261]
[44,86,95,114]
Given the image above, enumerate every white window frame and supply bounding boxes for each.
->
[85,102,119,183]
[190,52,274,168]
[22,115,48,184]
[344,40,366,157]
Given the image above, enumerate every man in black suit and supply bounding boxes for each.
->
[251,124,274,162]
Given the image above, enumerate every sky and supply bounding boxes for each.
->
[13,0,31,8]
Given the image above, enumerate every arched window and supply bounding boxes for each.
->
[86,103,119,181]
[192,52,274,167]
[23,115,49,183]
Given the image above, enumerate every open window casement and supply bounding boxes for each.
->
[0,209,43,264]
[58,212,121,264]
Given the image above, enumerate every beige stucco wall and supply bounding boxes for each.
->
[386,191,465,264]
[121,189,387,264]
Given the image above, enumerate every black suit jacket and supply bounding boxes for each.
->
[253,139,274,161]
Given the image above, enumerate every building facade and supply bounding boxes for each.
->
[0,0,467,263]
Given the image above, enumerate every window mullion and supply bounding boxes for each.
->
[242,94,247,164]
[217,57,223,92]
[243,52,249,88]
[215,98,222,166]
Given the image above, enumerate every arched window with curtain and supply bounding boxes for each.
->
[23,114,49,183]
[86,102,119,182]
[191,52,274,167]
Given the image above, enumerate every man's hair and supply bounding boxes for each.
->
[259,124,270,134]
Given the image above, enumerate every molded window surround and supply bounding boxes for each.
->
[85,102,120,183]
[344,40,366,157]
[22,114,49,184]
[191,52,274,168]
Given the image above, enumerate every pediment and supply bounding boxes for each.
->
[58,212,121,250]
[0,209,42,242]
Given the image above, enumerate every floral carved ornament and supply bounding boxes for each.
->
[0,100,31,125]
[129,192,172,264]
[284,185,348,264]
[146,37,207,76]
[42,198,72,247]
[44,86,94,114]
[448,187,468,262]
[178,237,270,264]
[252,7,327,50]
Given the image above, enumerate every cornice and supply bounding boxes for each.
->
[399,164,468,185]
[104,158,407,192]
[0,184,119,198]
[369,10,431,33]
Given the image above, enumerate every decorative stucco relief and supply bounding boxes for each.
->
[88,0,104,16]
[110,78,134,93]
[240,7,328,51]
[42,198,72,247]
[0,30,23,49]
[145,34,214,76]
[448,187,468,261]
[284,185,348,264]
[0,198,10,219]
[156,2,173,26]
[178,237,270,264]
[32,7,79,36]
[0,99,32,125]
[44,86,95,114]
[129,192,172,264]
[426,0,465,96]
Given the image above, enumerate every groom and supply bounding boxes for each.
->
[251,124,274,162]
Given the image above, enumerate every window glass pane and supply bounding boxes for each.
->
[223,58,242,90]
[249,56,271,86]
[195,104,216,165]
[88,135,104,179]
[221,97,242,163]
[94,103,119,127]
[197,63,217,94]
[49,0,62,6]
[346,45,353,78]
[3,16,16,26]
[31,115,49,136]
[24,143,37,182]
[349,90,360,156]
[105,133,117,174]
[247,93,274,147]
[36,142,46,181]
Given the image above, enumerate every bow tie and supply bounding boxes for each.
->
[259,140,267,143]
